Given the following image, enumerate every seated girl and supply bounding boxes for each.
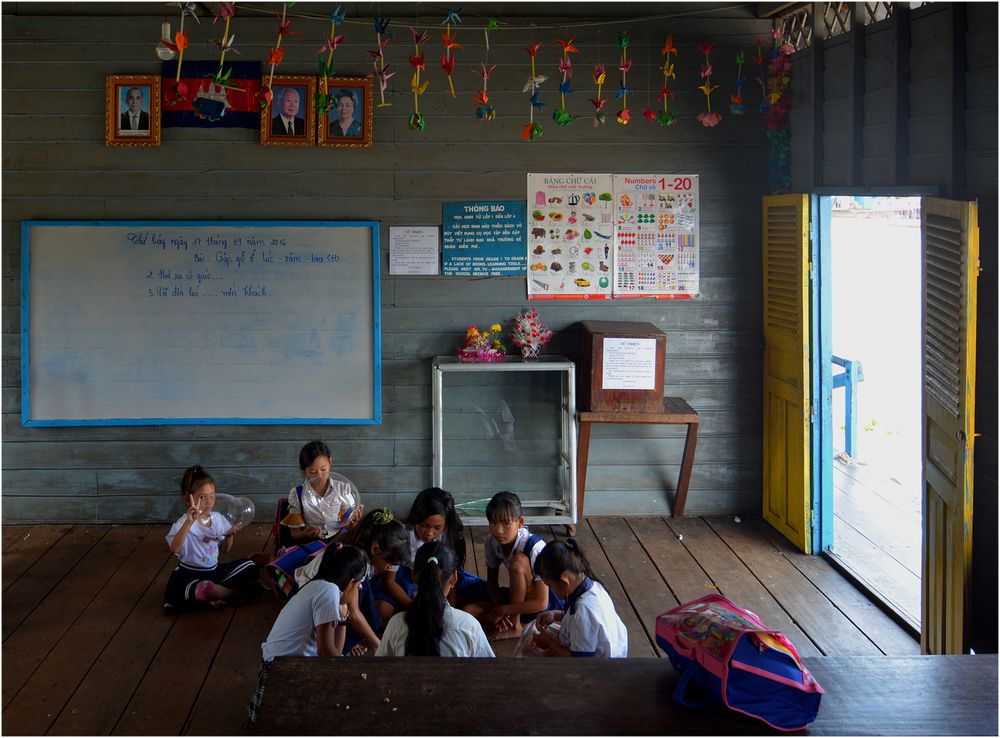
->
[285,440,363,545]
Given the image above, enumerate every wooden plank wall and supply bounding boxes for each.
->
[1,7,773,524]
[786,2,997,653]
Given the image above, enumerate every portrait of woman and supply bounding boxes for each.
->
[330,89,362,137]
[318,77,373,149]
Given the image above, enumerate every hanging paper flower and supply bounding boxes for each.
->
[615,32,631,125]
[697,40,721,127]
[552,37,579,126]
[367,16,393,108]
[408,28,429,131]
[522,40,544,141]
[440,8,463,98]
[316,6,346,114]
[590,63,606,127]
[654,35,678,127]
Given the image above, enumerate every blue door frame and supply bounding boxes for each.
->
[809,195,834,553]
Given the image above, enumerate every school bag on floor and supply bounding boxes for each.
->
[266,540,327,602]
[655,593,824,731]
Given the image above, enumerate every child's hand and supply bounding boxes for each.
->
[532,628,554,650]
[536,610,557,628]
[345,504,365,530]
[348,644,368,657]
[305,525,322,539]
[185,498,203,523]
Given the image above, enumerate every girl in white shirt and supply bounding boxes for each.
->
[286,440,363,544]
[531,538,628,658]
[375,542,494,658]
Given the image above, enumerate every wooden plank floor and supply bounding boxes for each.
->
[830,456,921,631]
[2,515,919,736]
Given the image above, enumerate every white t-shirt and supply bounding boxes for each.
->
[287,478,356,537]
[375,605,495,658]
[404,528,458,569]
[559,579,628,658]
[166,511,230,568]
[484,526,546,581]
[261,579,343,662]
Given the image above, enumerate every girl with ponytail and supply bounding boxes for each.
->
[375,541,494,658]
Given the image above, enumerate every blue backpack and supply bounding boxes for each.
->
[655,594,824,731]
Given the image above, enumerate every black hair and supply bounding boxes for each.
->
[341,508,409,566]
[404,541,458,657]
[335,89,356,105]
[404,487,466,568]
[534,538,599,584]
[180,465,214,497]
[314,544,369,590]
[486,491,522,524]
[298,440,332,471]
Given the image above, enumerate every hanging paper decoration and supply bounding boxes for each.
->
[163,2,199,105]
[210,2,240,87]
[696,41,721,127]
[368,16,394,108]
[472,62,496,121]
[484,17,502,50]
[729,50,746,116]
[189,1,242,122]
[615,32,631,124]
[316,6,346,114]
[552,37,579,126]
[765,29,794,193]
[642,40,657,122]
[259,4,299,110]
[408,28,429,131]
[589,63,606,127]
[753,35,768,113]
[521,41,545,141]
[656,36,677,127]
[440,8,463,98]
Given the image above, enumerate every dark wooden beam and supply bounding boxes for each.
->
[890,4,911,185]
[809,2,825,187]
[847,3,866,185]
[756,2,804,18]
[945,3,968,198]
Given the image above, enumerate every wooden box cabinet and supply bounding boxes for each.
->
[578,321,666,413]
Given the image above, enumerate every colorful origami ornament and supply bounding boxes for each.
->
[590,63,606,126]
[260,4,299,111]
[616,32,631,125]
[753,35,768,114]
[208,2,242,94]
[408,28,429,130]
[522,40,544,141]
[367,16,393,107]
[316,6,347,114]
[440,8,463,98]
[656,36,678,127]
[161,3,199,105]
[472,61,496,121]
[729,50,746,115]
[484,17,502,51]
[552,37,579,126]
[765,31,794,193]
[697,40,721,127]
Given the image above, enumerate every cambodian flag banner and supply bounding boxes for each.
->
[161,60,262,128]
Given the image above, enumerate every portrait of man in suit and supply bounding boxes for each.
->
[271,87,305,136]
[118,86,150,134]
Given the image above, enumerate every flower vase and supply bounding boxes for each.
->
[520,344,540,361]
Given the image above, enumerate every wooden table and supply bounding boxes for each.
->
[253,654,998,735]
[577,397,699,519]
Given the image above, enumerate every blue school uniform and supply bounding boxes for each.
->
[379,529,487,606]
[484,527,565,612]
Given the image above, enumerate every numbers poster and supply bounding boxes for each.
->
[526,173,615,300]
[613,174,699,298]
[526,173,699,300]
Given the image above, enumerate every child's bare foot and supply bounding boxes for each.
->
[195,580,234,606]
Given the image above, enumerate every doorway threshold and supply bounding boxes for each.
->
[823,549,921,638]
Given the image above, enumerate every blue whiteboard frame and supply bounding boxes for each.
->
[21,220,381,427]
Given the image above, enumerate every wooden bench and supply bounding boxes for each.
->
[577,396,699,518]
[253,654,997,735]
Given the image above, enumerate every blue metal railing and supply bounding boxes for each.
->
[832,355,864,458]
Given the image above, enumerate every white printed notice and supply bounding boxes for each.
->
[613,174,699,299]
[389,226,439,275]
[602,338,658,389]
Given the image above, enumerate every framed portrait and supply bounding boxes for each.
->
[105,75,161,147]
[318,77,373,149]
[260,76,316,147]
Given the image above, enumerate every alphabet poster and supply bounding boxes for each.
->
[526,173,700,300]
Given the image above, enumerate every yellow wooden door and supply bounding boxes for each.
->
[920,197,979,654]
[762,195,811,553]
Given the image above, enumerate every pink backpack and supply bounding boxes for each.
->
[655,593,824,731]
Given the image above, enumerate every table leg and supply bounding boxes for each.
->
[673,420,699,517]
[576,420,592,526]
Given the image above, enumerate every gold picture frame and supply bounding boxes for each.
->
[105,75,161,147]
[318,77,373,149]
[260,76,317,147]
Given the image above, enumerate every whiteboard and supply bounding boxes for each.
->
[21,221,381,426]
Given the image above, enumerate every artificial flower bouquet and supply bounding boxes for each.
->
[457,322,506,363]
[511,307,553,359]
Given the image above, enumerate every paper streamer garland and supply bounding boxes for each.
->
[696,41,721,127]
[368,16,394,108]
[616,32,631,124]
[440,8,463,98]
[317,6,346,114]
[656,36,677,126]
[553,37,579,126]
[521,41,545,141]
[408,28,429,130]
